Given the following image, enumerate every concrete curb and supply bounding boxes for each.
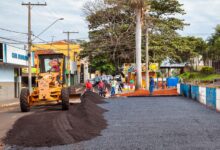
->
[0,102,19,108]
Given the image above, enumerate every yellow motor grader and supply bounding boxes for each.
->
[20,53,70,112]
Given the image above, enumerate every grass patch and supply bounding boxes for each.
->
[179,72,220,82]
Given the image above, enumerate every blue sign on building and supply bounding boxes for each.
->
[12,52,28,61]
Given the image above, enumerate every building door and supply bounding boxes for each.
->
[0,43,3,62]
[14,68,21,98]
[14,68,18,98]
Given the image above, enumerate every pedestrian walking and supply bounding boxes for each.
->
[149,77,154,95]
[110,78,117,96]
[94,74,100,87]
[118,81,123,93]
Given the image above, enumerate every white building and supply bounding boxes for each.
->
[78,58,89,83]
[0,43,33,101]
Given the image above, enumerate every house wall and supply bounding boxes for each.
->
[0,65,15,100]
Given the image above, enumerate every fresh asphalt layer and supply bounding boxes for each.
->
[6,96,220,150]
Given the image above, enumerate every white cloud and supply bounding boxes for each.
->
[178,0,220,40]
[0,0,220,44]
[0,0,89,44]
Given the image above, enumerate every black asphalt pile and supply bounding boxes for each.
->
[3,91,107,147]
[83,91,107,104]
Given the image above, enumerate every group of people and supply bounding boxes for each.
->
[85,79,107,97]
[85,76,123,97]
[85,75,155,96]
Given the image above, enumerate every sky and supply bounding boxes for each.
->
[0,0,89,46]
[178,0,220,39]
[0,0,220,48]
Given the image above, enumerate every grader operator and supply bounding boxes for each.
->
[20,53,70,112]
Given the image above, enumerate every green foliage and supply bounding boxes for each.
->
[156,71,161,78]
[189,73,197,79]
[178,71,220,82]
[90,54,116,75]
[178,72,190,80]
[207,25,220,61]
[82,0,187,68]
[200,66,214,75]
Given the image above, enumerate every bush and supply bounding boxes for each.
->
[156,71,161,78]
[179,72,190,79]
[189,73,197,79]
[200,66,214,75]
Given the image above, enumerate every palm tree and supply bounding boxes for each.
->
[129,0,144,90]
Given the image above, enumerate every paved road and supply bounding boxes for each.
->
[0,106,31,149]
[4,96,220,150]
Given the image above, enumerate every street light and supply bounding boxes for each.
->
[32,17,64,41]
[27,17,63,93]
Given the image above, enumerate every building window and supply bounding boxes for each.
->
[0,43,3,62]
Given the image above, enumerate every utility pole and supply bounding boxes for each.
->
[63,31,79,86]
[22,2,47,92]
[145,6,150,90]
[51,36,55,43]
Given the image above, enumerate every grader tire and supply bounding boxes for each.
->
[20,88,30,112]
[61,88,70,110]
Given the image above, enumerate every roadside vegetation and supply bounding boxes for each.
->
[80,0,220,78]
[179,66,220,82]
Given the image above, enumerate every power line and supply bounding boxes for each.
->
[5,44,27,51]
[22,2,47,92]
[32,34,71,51]
[0,36,27,44]
[1,34,27,40]
[0,27,27,35]
[0,41,26,45]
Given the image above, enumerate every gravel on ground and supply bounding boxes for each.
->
[3,91,107,148]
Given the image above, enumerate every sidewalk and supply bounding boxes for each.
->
[0,98,19,108]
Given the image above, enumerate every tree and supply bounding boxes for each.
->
[192,37,207,66]
[90,54,116,75]
[128,0,145,89]
[83,0,136,68]
[81,0,186,83]
[207,25,220,61]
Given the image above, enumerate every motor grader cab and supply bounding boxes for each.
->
[20,53,70,112]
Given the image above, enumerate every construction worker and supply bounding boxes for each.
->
[98,80,105,97]
[85,80,93,92]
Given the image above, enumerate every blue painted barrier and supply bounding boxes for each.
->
[180,84,186,97]
[191,85,199,101]
[206,88,216,109]
[180,84,184,95]
[180,84,187,96]
[181,84,219,112]
[181,84,191,98]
